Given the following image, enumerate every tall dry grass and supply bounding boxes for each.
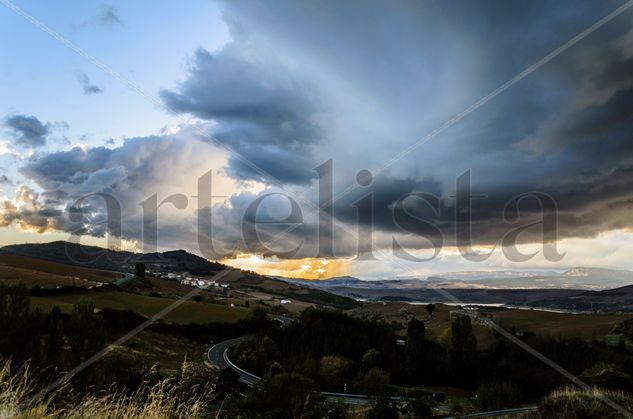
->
[528,386,633,419]
[0,360,217,419]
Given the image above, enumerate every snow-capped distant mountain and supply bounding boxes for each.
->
[433,270,562,280]
[281,267,633,291]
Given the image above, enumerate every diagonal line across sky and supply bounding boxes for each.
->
[3,0,633,416]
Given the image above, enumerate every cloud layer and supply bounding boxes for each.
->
[3,1,633,266]
[4,115,50,148]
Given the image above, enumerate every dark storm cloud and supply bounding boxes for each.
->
[4,115,50,148]
[77,73,103,95]
[161,48,320,184]
[21,146,112,185]
[154,0,633,256]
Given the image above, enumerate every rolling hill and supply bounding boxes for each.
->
[0,241,227,276]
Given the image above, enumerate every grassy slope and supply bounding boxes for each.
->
[111,329,206,375]
[492,309,633,340]
[0,254,119,287]
[350,302,633,346]
[31,291,250,324]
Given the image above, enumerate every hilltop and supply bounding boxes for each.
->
[0,241,226,276]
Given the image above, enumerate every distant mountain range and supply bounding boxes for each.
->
[280,268,633,311]
[283,267,633,291]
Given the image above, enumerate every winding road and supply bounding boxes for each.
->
[206,315,293,385]
[204,315,538,415]
[206,335,259,385]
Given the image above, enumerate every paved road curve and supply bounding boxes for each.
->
[205,316,536,415]
[206,335,258,384]
[206,336,374,405]
[206,315,292,385]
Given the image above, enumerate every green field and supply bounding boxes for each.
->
[31,291,251,324]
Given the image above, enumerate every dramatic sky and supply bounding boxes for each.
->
[2,0,633,279]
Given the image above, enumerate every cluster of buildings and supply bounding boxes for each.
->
[152,271,230,290]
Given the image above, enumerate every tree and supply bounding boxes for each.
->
[366,398,399,419]
[304,399,349,419]
[449,315,479,386]
[0,283,42,363]
[237,335,281,374]
[134,262,146,278]
[319,355,353,390]
[426,303,436,319]
[214,368,242,399]
[407,318,426,345]
[477,380,522,411]
[360,367,390,396]
[45,306,64,367]
[406,318,428,382]
[232,373,319,419]
[3,282,30,318]
[404,396,434,418]
[361,348,382,371]
[68,299,106,366]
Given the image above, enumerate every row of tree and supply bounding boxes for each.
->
[233,306,633,410]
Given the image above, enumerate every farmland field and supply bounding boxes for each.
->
[350,301,633,345]
[491,309,633,340]
[31,290,251,324]
[0,254,119,287]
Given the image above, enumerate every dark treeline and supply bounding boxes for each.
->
[0,283,272,399]
[29,283,119,297]
[233,307,633,411]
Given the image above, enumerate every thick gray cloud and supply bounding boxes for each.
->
[4,115,50,148]
[161,48,320,184]
[157,0,633,257]
[12,129,192,237]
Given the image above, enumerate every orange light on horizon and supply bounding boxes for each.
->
[219,253,350,280]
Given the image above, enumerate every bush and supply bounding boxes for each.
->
[403,396,434,418]
[580,363,633,391]
[231,372,319,419]
[304,399,349,419]
[535,387,633,419]
[360,367,390,396]
[366,398,399,419]
[477,380,522,410]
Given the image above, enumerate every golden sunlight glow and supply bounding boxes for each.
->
[220,253,351,279]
